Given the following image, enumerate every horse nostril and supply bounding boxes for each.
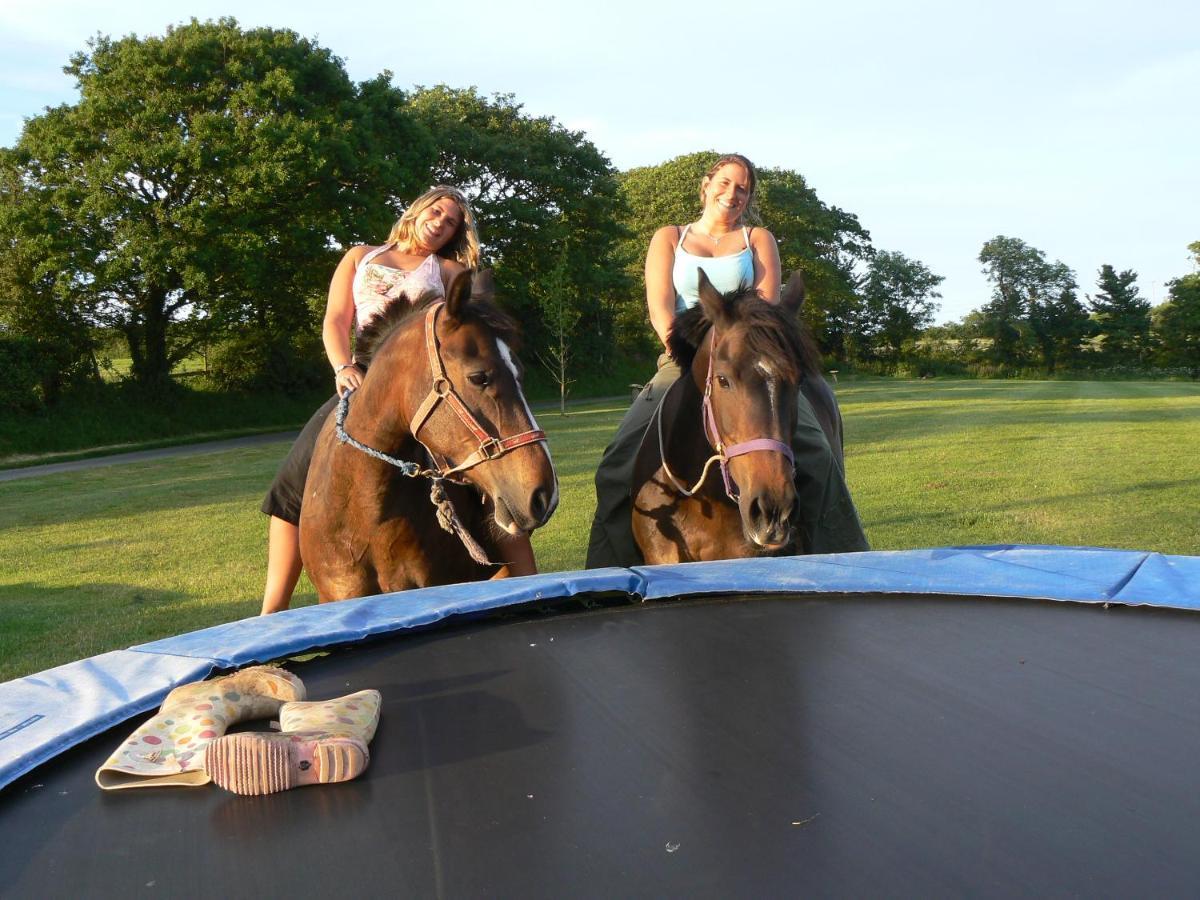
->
[748,496,764,525]
[530,487,552,524]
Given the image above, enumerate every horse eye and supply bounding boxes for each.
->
[717,375,732,389]
[467,371,490,388]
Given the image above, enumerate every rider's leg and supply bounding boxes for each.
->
[262,516,303,614]
[791,389,869,554]
[585,355,681,569]
[259,395,338,613]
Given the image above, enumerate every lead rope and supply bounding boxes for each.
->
[654,385,725,497]
[335,389,500,566]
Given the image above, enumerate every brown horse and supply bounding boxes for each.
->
[299,270,558,601]
[631,270,842,563]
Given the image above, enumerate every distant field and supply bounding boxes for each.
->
[2,378,1198,681]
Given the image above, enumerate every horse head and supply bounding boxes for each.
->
[357,269,558,537]
[678,269,815,551]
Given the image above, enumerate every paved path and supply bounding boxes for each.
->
[0,431,298,483]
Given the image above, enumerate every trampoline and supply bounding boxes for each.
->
[2,546,1199,896]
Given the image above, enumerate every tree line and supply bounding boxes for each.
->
[2,19,1197,415]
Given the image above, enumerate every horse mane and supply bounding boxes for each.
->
[666,289,822,383]
[355,289,522,369]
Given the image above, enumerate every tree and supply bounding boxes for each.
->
[1028,286,1092,372]
[1,19,433,387]
[1089,265,1151,364]
[858,250,943,360]
[616,152,872,360]
[534,250,581,414]
[1155,246,1200,372]
[0,157,99,403]
[978,236,1077,368]
[407,86,629,376]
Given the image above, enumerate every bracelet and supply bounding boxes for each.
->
[333,362,356,375]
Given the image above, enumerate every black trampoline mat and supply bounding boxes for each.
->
[3,592,1199,898]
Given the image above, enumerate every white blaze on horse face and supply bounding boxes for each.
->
[755,359,783,437]
[498,339,559,511]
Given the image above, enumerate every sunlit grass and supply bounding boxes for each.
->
[2,380,1198,681]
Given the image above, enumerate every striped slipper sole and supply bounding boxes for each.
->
[204,733,369,795]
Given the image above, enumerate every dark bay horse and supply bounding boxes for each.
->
[631,270,842,564]
[299,270,558,601]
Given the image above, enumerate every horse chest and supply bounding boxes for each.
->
[633,473,755,564]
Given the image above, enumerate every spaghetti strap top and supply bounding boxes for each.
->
[351,243,446,334]
[671,225,755,312]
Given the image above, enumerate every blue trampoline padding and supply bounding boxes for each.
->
[2,546,1197,792]
[633,545,1200,607]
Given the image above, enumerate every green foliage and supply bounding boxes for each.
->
[757,166,872,358]
[858,250,943,361]
[1,18,433,387]
[407,86,631,377]
[208,323,327,394]
[0,335,47,412]
[977,236,1078,369]
[1090,265,1151,363]
[1156,273,1200,372]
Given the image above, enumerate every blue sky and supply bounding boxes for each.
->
[2,0,1196,322]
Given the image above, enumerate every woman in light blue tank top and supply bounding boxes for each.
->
[586,154,868,568]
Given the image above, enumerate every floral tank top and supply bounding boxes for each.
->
[351,243,445,335]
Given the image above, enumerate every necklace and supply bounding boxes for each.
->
[692,224,732,245]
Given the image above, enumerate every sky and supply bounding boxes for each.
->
[1,0,1196,323]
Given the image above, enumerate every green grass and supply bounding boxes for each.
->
[2,379,1199,682]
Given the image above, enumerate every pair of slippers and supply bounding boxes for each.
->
[95,666,380,796]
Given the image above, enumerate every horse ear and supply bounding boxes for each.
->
[781,270,806,315]
[470,268,495,302]
[445,268,472,318]
[696,268,727,326]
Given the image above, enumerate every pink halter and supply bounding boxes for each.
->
[701,330,795,501]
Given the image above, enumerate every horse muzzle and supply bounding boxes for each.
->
[492,483,558,534]
[741,487,797,552]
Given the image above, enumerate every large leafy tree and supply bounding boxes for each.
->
[616,152,871,359]
[1089,265,1151,364]
[978,236,1077,368]
[406,86,629,374]
[0,18,432,386]
[858,250,943,360]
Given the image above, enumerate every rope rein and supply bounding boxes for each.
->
[334,388,496,566]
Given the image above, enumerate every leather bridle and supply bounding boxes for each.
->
[407,300,547,480]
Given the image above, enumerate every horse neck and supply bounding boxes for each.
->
[347,326,424,452]
[659,343,715,487]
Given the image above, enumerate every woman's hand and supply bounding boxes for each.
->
[334,364,363,397]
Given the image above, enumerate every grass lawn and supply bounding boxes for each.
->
[2,378,1198,681]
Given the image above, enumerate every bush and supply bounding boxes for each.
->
[208,328,328,394]
[0,335,45,412]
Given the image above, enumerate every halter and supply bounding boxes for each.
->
[659,328,794,501]
[407,301,546,480]
[334,299,547,565]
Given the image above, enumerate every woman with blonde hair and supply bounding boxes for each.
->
[260,186,536,613]
[585,154,868,567]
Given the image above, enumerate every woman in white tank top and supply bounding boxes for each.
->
[586,154,868,568]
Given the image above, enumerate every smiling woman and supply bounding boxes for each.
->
[586,153,869,568]
[258,186,539,615]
